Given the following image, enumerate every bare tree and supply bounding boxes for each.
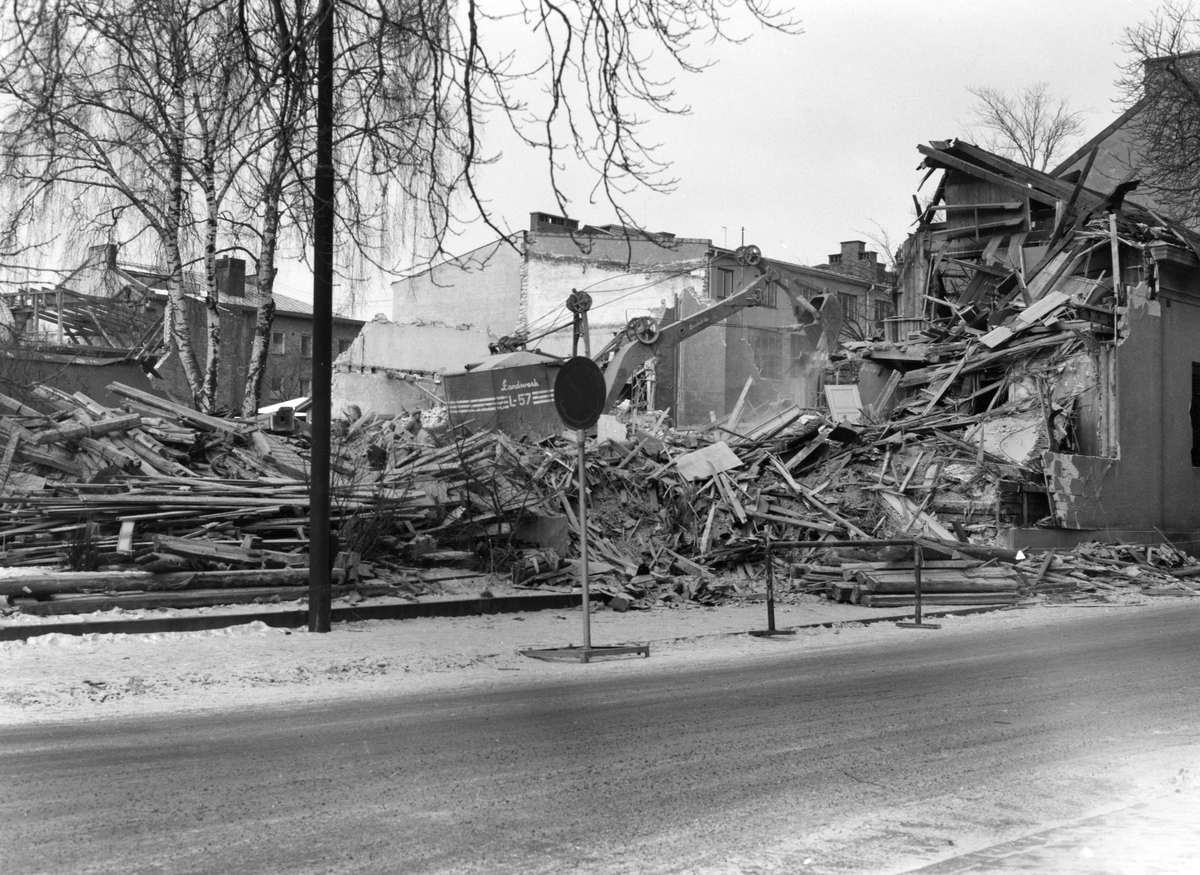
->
[2,0,801,414]
[853,220,901,272]
[0,0,265,410]
[1118,1,1200,223]
[229,0,316,415]
[966,82,1087,171]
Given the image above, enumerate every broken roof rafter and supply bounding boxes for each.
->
[3,285,165,355]
[918,144,1061,209]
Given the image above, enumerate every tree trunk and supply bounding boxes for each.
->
[240,145,287,416]
[237,107,289,417]
[201,154,221,413]
[165,73,204,407]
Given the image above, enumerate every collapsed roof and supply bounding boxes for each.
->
[838,137,1200,540]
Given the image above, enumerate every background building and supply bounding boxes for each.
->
[357,212,892,427]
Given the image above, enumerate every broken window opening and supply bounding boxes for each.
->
[789,332,806,363]
[716,268,733,299]
[625,360,657,412]
[747,328,783,380]
[1050,397,1081,455]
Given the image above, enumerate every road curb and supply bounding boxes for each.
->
[0,596,1014,643]
[0,592,605,642]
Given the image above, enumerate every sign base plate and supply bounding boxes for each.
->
[521,643,650,664]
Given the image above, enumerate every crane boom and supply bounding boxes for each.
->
[599,268,781,410]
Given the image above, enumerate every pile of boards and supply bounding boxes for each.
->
[0,382,555,614]
[825,558,1024,608]
[1,373,1199,617]
[806,539,1200,608]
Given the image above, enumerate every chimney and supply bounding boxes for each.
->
[1144,50,1200,92]
[840,240,867,263]
[215,257,246,298]
[826,241,881,281]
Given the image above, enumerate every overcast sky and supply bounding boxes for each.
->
[294,0,1156,317]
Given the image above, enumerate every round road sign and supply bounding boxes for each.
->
[553,356,607,430]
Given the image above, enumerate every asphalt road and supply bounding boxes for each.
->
[4,606,1200,875]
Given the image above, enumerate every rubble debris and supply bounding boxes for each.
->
[0,372,1195,618]
[8,138,1200,619]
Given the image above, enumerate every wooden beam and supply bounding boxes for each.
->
[918,145,1058,207]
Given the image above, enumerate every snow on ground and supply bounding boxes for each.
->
[0,590,1179,725]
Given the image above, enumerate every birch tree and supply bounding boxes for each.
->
[2,0,800,414]
[229,0,314,415]
[0,0,257,411]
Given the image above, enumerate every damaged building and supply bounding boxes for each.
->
[339,211,892,429]
[851,136,1200,549]
[11,244,366,413]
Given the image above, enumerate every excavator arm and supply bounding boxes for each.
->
[599,267,782,410]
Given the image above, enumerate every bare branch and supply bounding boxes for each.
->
[966,82,1087,172]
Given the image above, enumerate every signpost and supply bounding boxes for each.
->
[521,357,650,664]
[749,530,796,637]
[896,543,940,629]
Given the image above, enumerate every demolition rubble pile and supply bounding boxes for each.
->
[7,140,1200,617]
[0,370,1195,618]
[0,383,528,615]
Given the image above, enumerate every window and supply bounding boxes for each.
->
[874,299,894,325]
[299,378,312,397]
[748,329,783,380]
[761,281,778,309]
[270,331,286,354]
[300,334,313,358]
[790,333,807,362]
[337,338,352,355]
[716,268,734,299]
[839,293,858,322]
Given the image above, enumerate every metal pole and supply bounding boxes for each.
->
[765,534,776,632]
[913,542,924,625]
[577,428,591,660]
[307,0,335,633]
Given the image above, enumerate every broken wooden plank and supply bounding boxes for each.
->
[979,291,1071,349]
[16,584,354,615]
[0,566,336,596]
[106,382,251,436]
[858,592,1021,608]
[675,441,743,481]
[27,413,142,445]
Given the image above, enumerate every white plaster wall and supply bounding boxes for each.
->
[331,369,439,416]
[342,318,493,374]
[525,250,707,357]
[391,238,524,334]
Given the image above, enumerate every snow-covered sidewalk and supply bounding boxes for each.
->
[0,593,1176,725]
